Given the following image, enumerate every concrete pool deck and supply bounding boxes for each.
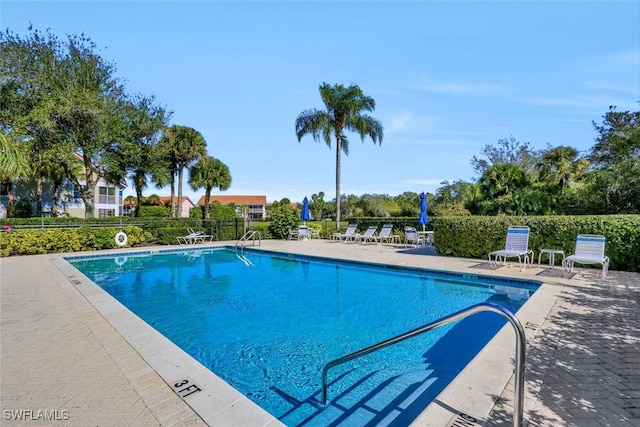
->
[1,240,638,426]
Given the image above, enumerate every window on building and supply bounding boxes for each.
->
[72,185,82,201]
[98,209,115,218]
[98,186,116,204]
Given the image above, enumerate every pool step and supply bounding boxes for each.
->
[277,366,441,426]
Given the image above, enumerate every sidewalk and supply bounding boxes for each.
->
[0,254,206,426]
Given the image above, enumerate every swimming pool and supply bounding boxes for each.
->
[68,247,539,426]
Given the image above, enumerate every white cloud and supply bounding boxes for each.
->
[408,76,507,97]
[384,114,413,134]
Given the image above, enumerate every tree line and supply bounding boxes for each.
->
[434,115,639,216]
[2,29,638,223]
[277,109,640,220]
[0,29,231,219]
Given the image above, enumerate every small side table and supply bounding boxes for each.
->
[538,249,565,269]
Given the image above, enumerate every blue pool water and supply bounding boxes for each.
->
[68,248,538,426]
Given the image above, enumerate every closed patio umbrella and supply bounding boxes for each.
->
[301,196,310,224]
[418,192,429,232]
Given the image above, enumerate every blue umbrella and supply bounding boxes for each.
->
[301,196,310,224]
[418,192,429,231]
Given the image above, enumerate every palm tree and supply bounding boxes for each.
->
[537,146,589,190]
[1,132,29,217]
[188,157,231,220]
[480,163,529,199]
[160,125,207,217]
[295,83,383,229]
[153,133,178,215]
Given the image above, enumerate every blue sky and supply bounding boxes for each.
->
[2,1,639,205]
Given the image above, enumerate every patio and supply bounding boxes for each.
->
[1,240,638,426]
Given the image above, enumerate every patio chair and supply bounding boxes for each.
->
[377,224,400,245]
[297,225,312,241]
[562,234,610,280]
[488,226,533,271]
[358,226,379,244]
[177,228,204,245]
[333,224,358,242]
[404,226,425,247]
[287,227,298,240]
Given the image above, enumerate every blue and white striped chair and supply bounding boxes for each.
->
[488,226,533,271]
[562,234,609,280]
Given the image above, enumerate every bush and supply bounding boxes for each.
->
[0,226,151,256]
[268,205,299,239]
[247,221,272,239]
[12,199,34,218]
[432,215,640,272]
[138,205,170,217]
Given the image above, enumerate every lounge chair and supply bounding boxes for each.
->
[177,228,204,245]
[562,234,610,280]
[404,226,425,247]
[287,227,298,240]
[488,226,533,271]
[377,224,399,245]
[358,226,379,244]
[333,224,358,242]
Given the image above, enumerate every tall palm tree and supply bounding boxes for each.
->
[160,125,207,217]
[188,157,231,220]
[154,132,178,216]
[295,83,383,229]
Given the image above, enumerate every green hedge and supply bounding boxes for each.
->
[432,215,640,272]
[0,226,151,256]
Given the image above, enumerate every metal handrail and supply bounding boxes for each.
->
[321,302,526,427]
[235,230,261,251]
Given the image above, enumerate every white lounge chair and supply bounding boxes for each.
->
[488,226,533,271]
[177,228,203,245]
[358,226,379,244]
[333,224,358,242]
[287,227,298,240]
[562,234,610,280]
[377,224,399,245]
[404,226,425,247]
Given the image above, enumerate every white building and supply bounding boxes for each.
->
[1,177,125,218]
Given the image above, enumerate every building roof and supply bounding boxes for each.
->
[157,196,195,207]
[196,195,267,206]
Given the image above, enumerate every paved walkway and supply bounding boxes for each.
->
[487,269,640,426]
[1,240,638,426]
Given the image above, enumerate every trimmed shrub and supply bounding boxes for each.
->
[432,215,640,272]
[0,226,151,256]
[138,206,170,217]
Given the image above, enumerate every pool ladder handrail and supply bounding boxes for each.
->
[235,230,261,251]
[320,302,526,427]
[235,231,261,266]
